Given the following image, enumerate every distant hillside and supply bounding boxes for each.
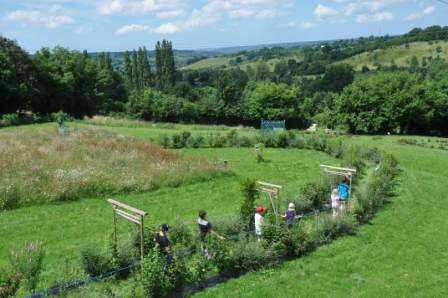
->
[339,41,448,70]
[183,47,305,71]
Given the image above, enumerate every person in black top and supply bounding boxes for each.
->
[154,224,172,265]
[198,210,225,256]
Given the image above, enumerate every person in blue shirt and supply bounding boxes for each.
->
[338,176,350,211]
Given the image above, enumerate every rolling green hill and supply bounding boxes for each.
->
[340,41,448,71]
[183,47,304,71]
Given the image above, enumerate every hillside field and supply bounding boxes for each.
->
[1,121,447,297]
[340,41,448,71]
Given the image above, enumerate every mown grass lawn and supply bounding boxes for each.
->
[194,135,448,297]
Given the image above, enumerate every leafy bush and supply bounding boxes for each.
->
[275,132,290,148]
[212,134,227,148]
[157,133,170,148]
[0,270,21,298]
[226,129,239,147]
[187,135,205,148]
[240,179,258,231]
[180,131,191,148]
[169,220,193,247]
[51,111,71,126]
[0,186,20,211]
[283,225,311,257]
[140,247,172,298]
[299,180,329,210]
[167,257,190,290]
[239,135,254,147]
[211,239,277,277]
[110,237,139,280]
[9,241,45,293]
[189,254,211,289]
[213,214,245,239]
[0,113,19,126]
[171,133,183,149]
[80,245,113,277]
[309,214,358,247]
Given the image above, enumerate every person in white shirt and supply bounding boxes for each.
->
[254,205,266,240]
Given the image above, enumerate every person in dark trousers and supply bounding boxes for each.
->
[154,224,172,265]
[198,210,225,257]
[282,202,303,230]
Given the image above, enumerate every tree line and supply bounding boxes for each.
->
[1,26,448,135]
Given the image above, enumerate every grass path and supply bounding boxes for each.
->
[194,136,448,297]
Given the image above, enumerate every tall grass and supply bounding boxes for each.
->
[0,128,225,210]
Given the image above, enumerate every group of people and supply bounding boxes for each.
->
[154,177,351,261]
[330,176,351,217]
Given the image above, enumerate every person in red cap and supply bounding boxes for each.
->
[254,205,266,240]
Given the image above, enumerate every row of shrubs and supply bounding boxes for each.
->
[0,111,71,128]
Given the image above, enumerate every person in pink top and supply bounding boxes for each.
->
[331,188,340,217]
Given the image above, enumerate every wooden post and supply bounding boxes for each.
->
[107,199,146,260]
[112,205,117,244]
[140,215,145,259]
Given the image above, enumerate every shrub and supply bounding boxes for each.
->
[169,220,193,247]
[0,113,19,126]
[187,135,205,148]
[283,225,310,257]
[51,111,71,126]
[171,133,183,149]
[167,257,190,290]
[275,132,290,148]
[189,254,211,289]
[342,145,365,173]
[226,129,240,147]
[309,214,357,247]
[0,185,20,211]
[212,134,227,148]
[240,179,258,231]
[80,245,113,277]
[290,135,306,149]
[211,239,277,277]
[240,135,254,147]
[140,247,172,298]
[110,237,139,280]
[299,180,329,210]
[180,131,191,148]
[0,270,21,298]
[213,214,245,240]
[157,133,170,148]
[9,241,45,293]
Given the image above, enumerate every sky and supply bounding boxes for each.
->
[0,0,447,53]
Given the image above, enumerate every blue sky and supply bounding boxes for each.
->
[0,0,447,53]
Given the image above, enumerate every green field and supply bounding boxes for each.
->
[340,41,448,71]
[183,49,303,71]
[1,122,447,297]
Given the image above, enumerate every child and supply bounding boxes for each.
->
[331,188,340,217]
[338,176,350,211]
[254,205,266,239]
[198,210,225,257]
[282,202,302,229]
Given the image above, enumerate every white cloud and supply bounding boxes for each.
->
[115,24,150,35]
[313,4,338,20]
[288,21,316,29]
[5,8,74,29]
[153,22,180,34]
[98,0,187,16]
[356,11,393,23]
[156,9,185,19]
[229,9,256,18]
[255,9,278,19]
[404,5,434,21]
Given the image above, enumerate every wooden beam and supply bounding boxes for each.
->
[107,199,146,216]
[115,209,142,225]
[257,181,282,189]
[320,164,357,173]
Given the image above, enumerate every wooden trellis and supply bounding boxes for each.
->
[256,181,282,219]
[107,199,147,259]
[320,165,357,200]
